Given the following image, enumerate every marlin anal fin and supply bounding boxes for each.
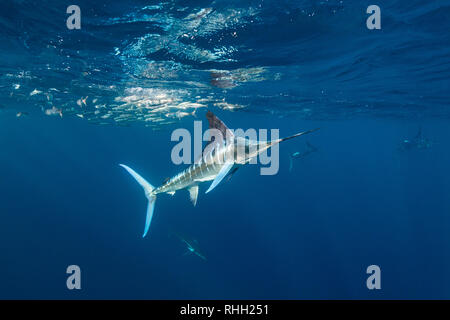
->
[188,185,199,206]
[206,162,234,194]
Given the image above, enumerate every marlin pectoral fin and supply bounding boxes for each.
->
[188,185,199,206]
[206,162,234,194]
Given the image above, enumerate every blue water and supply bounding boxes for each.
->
[1,0,450,299]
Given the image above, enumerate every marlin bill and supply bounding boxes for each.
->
[120,111,319,237]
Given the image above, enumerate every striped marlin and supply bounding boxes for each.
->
[120,111,318,237]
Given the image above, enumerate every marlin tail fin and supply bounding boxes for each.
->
[119,164,156,238]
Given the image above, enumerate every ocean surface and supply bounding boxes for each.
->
[0,0,449,299]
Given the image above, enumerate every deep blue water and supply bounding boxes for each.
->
[0,0,450,299]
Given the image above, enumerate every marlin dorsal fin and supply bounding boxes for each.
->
[195,111,234,164]
[206,111,234,142]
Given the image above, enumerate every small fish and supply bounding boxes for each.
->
[171,232,207,261]
[16,111,29,118]
[165,109,197,119]
[213,102,245,111]
[289,142,318,172]
[44,106,63,118]
[77,96,88,107]
[30,89,42,96]
[399,127,433,151]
